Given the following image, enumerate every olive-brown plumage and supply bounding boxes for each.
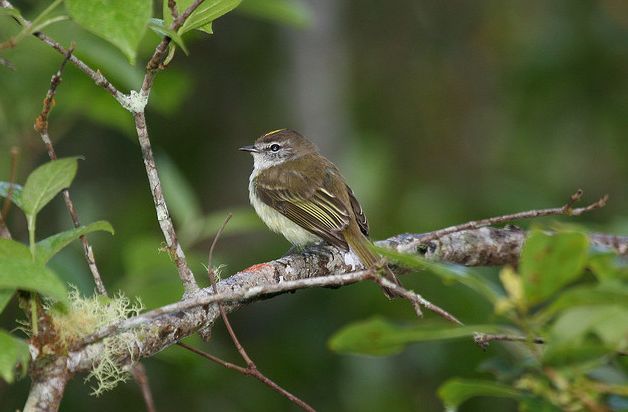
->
[240,129,400,298]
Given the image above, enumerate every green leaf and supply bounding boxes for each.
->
[148,18,189,54]
[520,230,589,305]
[0,330,29,384]
[536,285,628,322]
[588,251,628,281]
[519,397,564,412]
[0,182,24,210]
[550,305,628,347]
[0,258,67,303]
[21,157,79,217]
[0,289,14,314]
[167,0,241,35]
[36,220,114,264]
[238,0,311,27]
[65,0,151,64]
[542,341,611,367]
[328,317,500,356]
[438,379,521,411]
[0,238,32,260]
[375,246,503,303]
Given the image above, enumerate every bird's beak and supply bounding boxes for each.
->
[238,145,259,153]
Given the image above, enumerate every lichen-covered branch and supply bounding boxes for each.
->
[64,227,627,376]
[23,357,71,412]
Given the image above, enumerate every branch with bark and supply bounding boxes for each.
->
[60,225,626,370]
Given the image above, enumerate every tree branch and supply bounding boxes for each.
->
[63,225,627,376]
[23,357,71,412]
[400,190,608,251]
[473,332,545,351]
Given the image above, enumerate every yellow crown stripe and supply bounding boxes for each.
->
[264,128,287,137]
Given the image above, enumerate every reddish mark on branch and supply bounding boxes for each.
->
[243,263,272,273]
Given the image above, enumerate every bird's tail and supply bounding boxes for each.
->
[345,229,400,299]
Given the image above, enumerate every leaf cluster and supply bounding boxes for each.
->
[329,230,628,410]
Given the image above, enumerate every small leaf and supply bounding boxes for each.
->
[536,285,628,322]
[0,330,29,383]
[520,230,589,305]
[328,317,500,356]
[0,258,67,303]
[21,157,79,217]
[588,251,628,281]
[0,289,14,314]
[36,220,114,264]
[238,0,311,27]
[542,341,611,367]
[65,0,151,64]
[550,305,628,347]
[0,182,24,210]
[438,378,521,411]
[148,18,189,55]
[169,0,241,35]
[0,238,32,260]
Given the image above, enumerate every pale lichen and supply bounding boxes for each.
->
[46,287,144,396]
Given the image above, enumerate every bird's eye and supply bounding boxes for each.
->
[270,144,280,152]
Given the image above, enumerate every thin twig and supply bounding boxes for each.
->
[177,343,316,412]
[408,190,608,248]
[127,1,210,294]
[167,0,179,20]
[375,276,463,325]
[130,363,157,412]
[33,46,108,295]
[193,213,314,410]
[143,0,205,91]
[473,332,545,351]
[207,214,254,366]
[132,112,198,293]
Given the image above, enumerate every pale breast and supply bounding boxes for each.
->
[249,174,321,247]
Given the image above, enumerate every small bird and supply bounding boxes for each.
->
[240,129,401,298]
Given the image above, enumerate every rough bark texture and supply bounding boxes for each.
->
[24,357,71,412]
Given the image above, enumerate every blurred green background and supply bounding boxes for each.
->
[1,0,627,410]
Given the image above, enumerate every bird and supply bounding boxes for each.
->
[239,128,401,298]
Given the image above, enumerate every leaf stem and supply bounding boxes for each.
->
[27,214,36,258]
[30,294,38,336]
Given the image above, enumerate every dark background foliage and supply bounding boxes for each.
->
[1,0,627,410]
